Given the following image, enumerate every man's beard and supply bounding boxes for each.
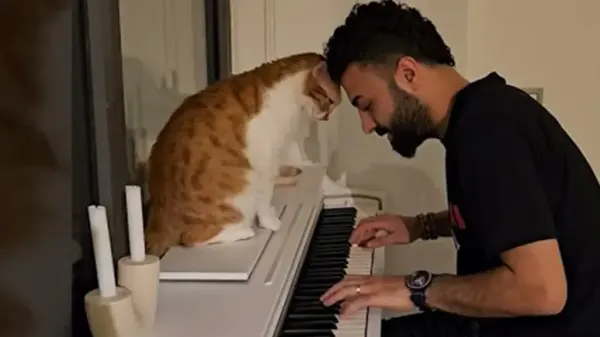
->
[376,82,437,158]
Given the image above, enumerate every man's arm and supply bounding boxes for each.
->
[422,118,567,317]
[426,239,567,317]
[415,210,453,240]
[405,210,453,241]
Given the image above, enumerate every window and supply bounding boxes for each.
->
[72,1,231,335]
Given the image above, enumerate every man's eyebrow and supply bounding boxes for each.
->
[350,95,362,107]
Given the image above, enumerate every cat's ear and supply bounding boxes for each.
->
[311,60,329,79]
[311,61,341,106]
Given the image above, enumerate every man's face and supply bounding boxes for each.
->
[340,63,436,158]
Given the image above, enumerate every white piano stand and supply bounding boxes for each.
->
[151,165,386,337]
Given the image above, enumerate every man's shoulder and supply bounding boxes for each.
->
[450,86,547,150]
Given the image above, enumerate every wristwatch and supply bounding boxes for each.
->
[405,270,435,312]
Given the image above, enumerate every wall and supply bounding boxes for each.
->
[466,0,600,177]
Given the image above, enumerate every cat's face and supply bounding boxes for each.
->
[304,61,341,121]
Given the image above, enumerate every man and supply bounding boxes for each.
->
[318,1,600,336]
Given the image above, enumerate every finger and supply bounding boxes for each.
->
[349,218,381,244]
[354,228,376,246]
[363,233,395,248]
[340,291,390,318]
[319,275,367,302]
[348,223,371,244]
[340,294,373,317]
[322,281,380,307]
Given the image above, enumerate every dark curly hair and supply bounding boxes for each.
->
[323,0,455,84]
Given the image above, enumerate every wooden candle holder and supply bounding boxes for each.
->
[84,287,141,337]
[117,254,160,331]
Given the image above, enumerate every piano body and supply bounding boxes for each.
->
[151,165,388,337]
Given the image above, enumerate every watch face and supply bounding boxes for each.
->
[406,270,432,290]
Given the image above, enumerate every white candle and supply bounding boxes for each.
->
[125,185,146,262]
[87,205,117,298]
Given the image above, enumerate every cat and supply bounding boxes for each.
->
[144,52,341,256]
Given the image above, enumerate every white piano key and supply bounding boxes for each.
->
[332,213,376,337]
[335,309,368,337]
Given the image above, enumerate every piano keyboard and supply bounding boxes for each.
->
[277,206,374,337]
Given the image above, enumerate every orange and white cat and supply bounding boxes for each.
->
[145,52,341,256]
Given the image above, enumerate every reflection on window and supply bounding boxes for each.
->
[118,0,231,192]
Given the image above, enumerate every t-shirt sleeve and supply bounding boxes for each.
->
[455,118,556,258]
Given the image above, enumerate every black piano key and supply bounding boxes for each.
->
[320,207,357,216]
[298,268,344,278]
[318,214,355,221]
[318,220,355,227]
[294,288,336,297]
[311,244,350,251]
[313,230,352,235]
[289,303,340,314]
[287,313,338,316]
[296,281,342,289]
[308,251,349,258]
[316,223,354,229]
[278,206,359,337]
[313,237,351,244]
[308,260,348,267]
[297,275,344,282]
[299,268,344,278]
[317,217,353,222]
[295,285,338,294]
[283,319,337,330]
[311,243,350,249]
[308,251,348,258]
[281,329,334,336]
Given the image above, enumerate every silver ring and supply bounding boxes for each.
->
[355,286,361,295]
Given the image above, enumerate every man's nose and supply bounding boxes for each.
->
[359,110,376,134]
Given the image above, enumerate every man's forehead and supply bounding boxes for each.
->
[340,64,378,103]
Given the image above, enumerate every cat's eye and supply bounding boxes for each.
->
[327,98,334,104]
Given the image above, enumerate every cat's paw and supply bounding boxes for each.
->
[258,207,281,231]
[260,216,282,231]
[221,226,256,243]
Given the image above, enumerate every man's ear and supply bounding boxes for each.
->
[312,61,341,106]
[393,56,419,93]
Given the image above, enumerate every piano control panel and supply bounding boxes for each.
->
[151,165,385,337]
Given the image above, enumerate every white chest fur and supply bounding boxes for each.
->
[245,70,314,168]
[199,72,316,246]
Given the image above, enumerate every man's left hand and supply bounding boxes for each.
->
[319,275,416,317]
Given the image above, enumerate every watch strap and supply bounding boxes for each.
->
[410,291,433,312]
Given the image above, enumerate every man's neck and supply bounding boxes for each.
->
[426,67,469,138]
[436,110,451,139]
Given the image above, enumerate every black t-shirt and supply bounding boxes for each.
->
[442,72,600,337]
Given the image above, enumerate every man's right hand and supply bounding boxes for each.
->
[349,213,422,248]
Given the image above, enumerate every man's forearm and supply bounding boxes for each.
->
[415,210,453,239]
[426,267,553,317]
